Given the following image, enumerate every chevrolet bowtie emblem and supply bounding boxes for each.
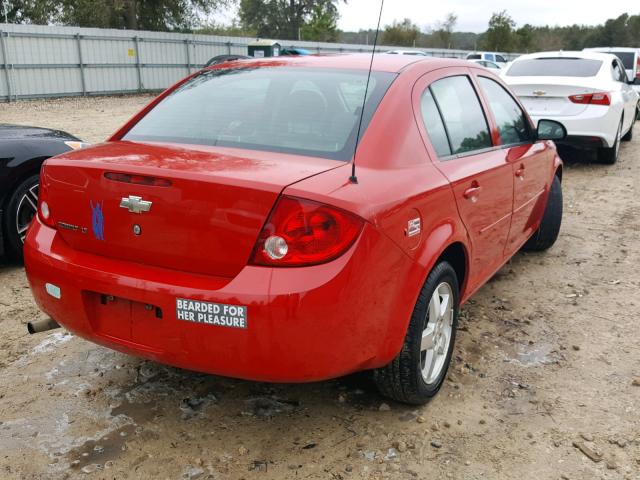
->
[120,195,152,214]
[533,90,547,96]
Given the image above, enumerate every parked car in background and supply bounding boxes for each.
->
[584,47,640,92]
[385,49,428,56]
[469,59,502,70]
[281,48,312,56]
[466,52,508,66]
[502,51,639,164]
[25,54,565,405]
[0,125,86,261]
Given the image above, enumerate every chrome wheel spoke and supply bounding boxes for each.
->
[421,325,435,351]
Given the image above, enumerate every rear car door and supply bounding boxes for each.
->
[475,74,554,255]
[612,58,638,133]
[413,68,513,292]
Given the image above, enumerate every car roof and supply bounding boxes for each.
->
[584,47,639,53]
[514,50,620,62]
[204,53,471,74]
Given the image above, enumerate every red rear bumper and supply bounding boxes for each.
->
[24,218,419,382]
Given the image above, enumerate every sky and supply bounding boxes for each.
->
[337,0,635,33]
[214,1,636,33]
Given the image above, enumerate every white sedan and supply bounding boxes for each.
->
[501,51,639,163]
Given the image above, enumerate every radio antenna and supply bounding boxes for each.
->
[350,0,384,184]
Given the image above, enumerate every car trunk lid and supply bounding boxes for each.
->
[43,141,342,278]
[507,78,601,117]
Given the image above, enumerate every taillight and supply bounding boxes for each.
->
[569,92,611,106]
[37,165,56,229]
[250,196,364,267]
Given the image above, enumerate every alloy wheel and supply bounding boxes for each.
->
[420,282,454,384]
[15,182,39,244]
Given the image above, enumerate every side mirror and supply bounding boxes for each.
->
[537,119,567,141]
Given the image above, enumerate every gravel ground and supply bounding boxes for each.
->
[0,96,639,480]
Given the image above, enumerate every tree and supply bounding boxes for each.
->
[4,0,232,31]
[381,18,420,47]
[239,0,342,40]
[482,10,516,52]
[300,3,339,41]
[433,13,457,49]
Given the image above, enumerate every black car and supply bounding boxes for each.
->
[0,125,86,261]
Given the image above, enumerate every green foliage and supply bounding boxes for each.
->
[4,0,232,31]
[381,18,420,47]
[239,0,342,40]
[433,13,458,49]
[482,10,516,52]
[300,3,339,41]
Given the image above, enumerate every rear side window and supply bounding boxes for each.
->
[506,58,603,77]
[611,51,635,69]
[123,67,396,161]
[478,77,532,145]
[420,89,451,157]
[429,76,492,156]
[485,54,495,62]
[467,54,481,60]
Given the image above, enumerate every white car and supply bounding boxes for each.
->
[502,51,639,164]
[466,52,508,66]
[385,50,428,56]
[469,59,502,70]
[584,47,640,93]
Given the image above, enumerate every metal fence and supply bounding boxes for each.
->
[0,24,518,102]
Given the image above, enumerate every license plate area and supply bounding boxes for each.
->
[83,292,163,342]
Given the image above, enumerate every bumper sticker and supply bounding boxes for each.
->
[176,298,247,329]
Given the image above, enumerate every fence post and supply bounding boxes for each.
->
[0,30,12,102]
[226,41,231,55]
[75,34,86,96]
[184,39,191,74]
[134,36,142,92]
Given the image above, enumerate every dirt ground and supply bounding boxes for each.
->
[0,96,639,480]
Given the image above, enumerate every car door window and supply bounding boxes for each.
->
[486,54,495,62]
[429,76,492,156]
[496,55,507,63]
[420,88,451,157]
[478,76,533,145]
[612,60,626,83]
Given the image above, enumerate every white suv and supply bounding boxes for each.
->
[584,47,640,93]
[466,52,508,65]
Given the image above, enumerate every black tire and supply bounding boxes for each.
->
[522,175,562,252]
[598,118,622,164]
[373,261,459,405]
[2,174,40,262]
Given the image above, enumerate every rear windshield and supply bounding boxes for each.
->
[506,58,603,77]
[610,51,635,69]
[123,67,396,161]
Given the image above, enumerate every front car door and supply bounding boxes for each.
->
[413,68,514,294]
[612,58,638,134]
[473,73,554,255]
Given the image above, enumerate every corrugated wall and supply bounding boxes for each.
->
[0,23,519,102]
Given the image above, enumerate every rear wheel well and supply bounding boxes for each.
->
[555,165,563,182]
[2,157,47,210]
[436,242,467,296]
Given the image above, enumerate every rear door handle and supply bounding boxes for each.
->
[515,165,525,178]
[463,186,482,200]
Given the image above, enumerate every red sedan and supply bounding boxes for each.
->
[24,54,565,404]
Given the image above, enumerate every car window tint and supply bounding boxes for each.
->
[430,76,492,155]
[123,67,396,161]
[496,55,507,63]
[467,54,481,60]
[506,58,603,77]
[420,88,451,157]
[486,54,495,62]
[611,51,635,69]
[479,77,532,145]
